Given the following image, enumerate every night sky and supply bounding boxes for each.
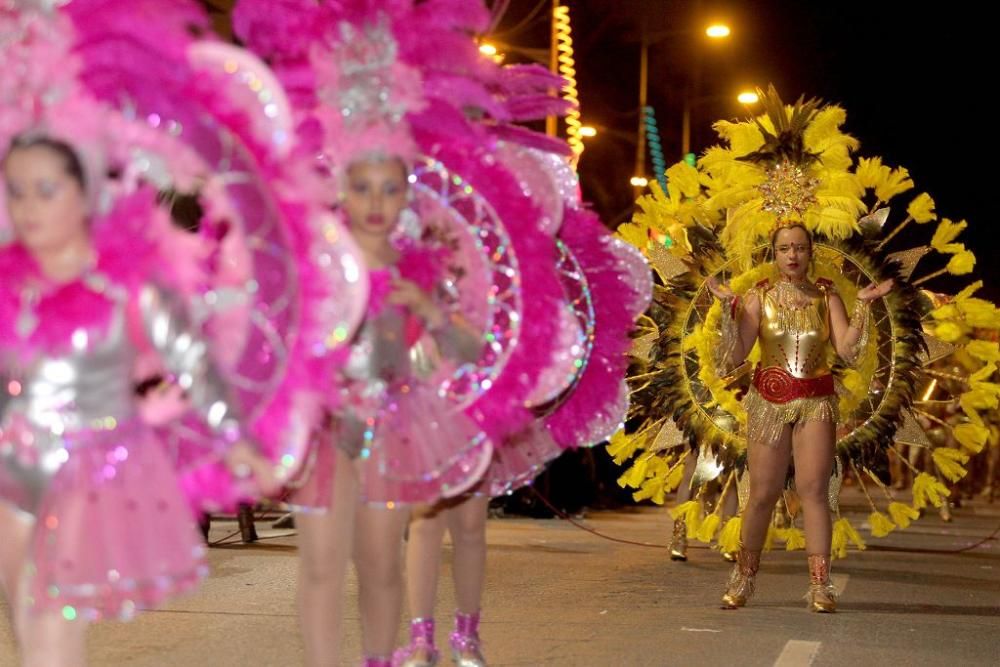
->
[491,0,997,297]
[201,0,996,296]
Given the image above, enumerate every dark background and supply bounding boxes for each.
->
[202,0,996,296]
[487,0,997,299]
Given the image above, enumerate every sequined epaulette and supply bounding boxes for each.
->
[815,277,835,291]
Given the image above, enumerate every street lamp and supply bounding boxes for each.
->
[634,22,735,179]
[681,22,735,156]
[478,42,505,64]
[630,176,649,188]
[705,24,731,39]
[737,90,760,105]
[579,125,597,138]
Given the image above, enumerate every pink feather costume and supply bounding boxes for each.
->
[232,0,572,505]
[334,243,493,504]
[0,1,367,621]
[0,4,216,621]
[0,192,224,621]
[60,0,370,513]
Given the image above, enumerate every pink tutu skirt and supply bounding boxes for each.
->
[476,422,563,497]
[359,382,492,505]
[2,417,207,621]
[281,425,337,513]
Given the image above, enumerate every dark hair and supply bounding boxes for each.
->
[770,223,813,252]
[5,135,87,190]
[158,189,204,232]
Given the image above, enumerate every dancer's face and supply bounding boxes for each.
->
[3,144,89,255]
[342,158,409,240]
[773,226,811,281]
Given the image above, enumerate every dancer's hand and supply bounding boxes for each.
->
[707,276,735,300]
[857,278,894,301]
[388,277,445,328]
[226,442,283,498]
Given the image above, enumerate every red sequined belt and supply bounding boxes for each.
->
[752,366,834,404]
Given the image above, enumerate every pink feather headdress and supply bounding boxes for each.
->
[0,2,207,228]
[233,0,571,170]
[2,0,371,511]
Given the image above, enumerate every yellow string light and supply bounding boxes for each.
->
[553,3,583,162]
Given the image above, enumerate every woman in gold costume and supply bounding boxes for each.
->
[708,222,892,612]
[612,86,1000,619]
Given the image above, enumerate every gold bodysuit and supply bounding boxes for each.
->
[742,279,839,445]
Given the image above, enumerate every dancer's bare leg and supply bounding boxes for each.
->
[740,426,793,551]
[401,494,489,663]
[2,504,87,667]
[793,419,838,611]
[353,502,409,659]
[791,420,835,556]
[405,504,447,620]
[670,451,696,560]
[16,610,87,667]
[721,426,792,608]
[295,449,359,667]
[400,502,449,662]
[0,504,31,617]
[446,495,489,615]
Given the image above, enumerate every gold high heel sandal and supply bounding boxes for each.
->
[670,517,688,561]
[805,554,837,613]
[721,547,760,609]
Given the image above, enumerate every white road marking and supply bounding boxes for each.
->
[773,640,822,666]
[680,627,722,633]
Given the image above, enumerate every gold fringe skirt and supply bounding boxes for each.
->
[743,386,838,446]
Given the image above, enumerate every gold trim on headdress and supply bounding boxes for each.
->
[759,159,819,225]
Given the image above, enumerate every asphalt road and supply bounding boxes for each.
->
[2,491,997,666]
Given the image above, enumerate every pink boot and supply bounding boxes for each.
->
[393,617,439,667]
[449,611,486,667]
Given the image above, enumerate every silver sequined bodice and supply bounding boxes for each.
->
[335,290,481,458]
[344,309,411,386]
[3,312,133,426]
[1,279,238,514]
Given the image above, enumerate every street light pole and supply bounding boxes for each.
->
[682,7,708,157]
[681,50,702,157]
[634,35,649,187]
[681,95,691,157]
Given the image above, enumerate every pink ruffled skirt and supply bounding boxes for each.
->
[359,383,492,505]
[1,417,206,621]
[478,422,563,497]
